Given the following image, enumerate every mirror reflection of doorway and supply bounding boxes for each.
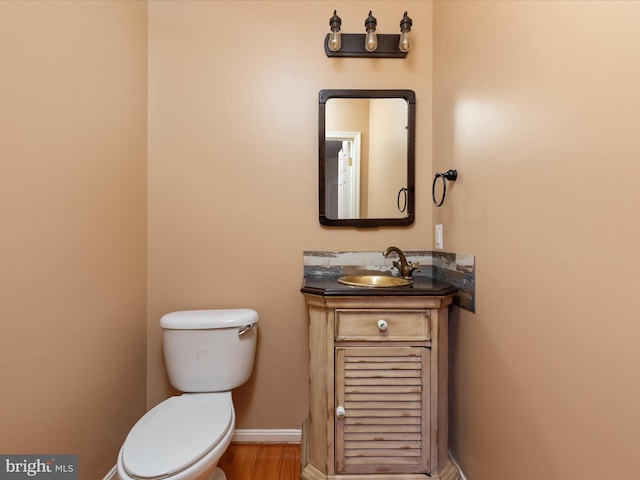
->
[325,141,341,219]
[325,131,361,219]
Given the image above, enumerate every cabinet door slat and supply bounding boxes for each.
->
[345,402,423,410]
[345,432,422,441]
[345,456,422,466]
[346,416,422,426]
[345,377,421,386]
[346,393,422,402]
[345,363,421,371]
[345,369,422,378]
[345,355,422,362]
[345,385,421,394]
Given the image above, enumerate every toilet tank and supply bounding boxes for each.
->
[160,309,258,393]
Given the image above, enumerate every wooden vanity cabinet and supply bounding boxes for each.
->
[301,294,460,480]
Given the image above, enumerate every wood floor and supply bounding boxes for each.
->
[218,443,301,480]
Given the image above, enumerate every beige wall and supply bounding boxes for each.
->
[11,3,635,478]
[0,1,148,478]
[369,99,409,218]
[433,1,640,478]
[147,0,433,428]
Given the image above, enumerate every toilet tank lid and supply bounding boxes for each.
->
[161,309,258,330]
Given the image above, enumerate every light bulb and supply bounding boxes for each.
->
[328,31,341,52]
[399,30,411,53]
[328,10,342,52]
[365,30,378,52]
[398,11,412,53]
[364,11,378,52]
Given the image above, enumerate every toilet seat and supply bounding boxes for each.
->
[121,394,232,479]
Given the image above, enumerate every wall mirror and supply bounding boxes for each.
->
[319,89,415,227]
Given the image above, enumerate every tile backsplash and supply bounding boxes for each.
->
[303,250,475,312]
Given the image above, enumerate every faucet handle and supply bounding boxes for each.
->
[400,261,419,279]
[392,259,419,278]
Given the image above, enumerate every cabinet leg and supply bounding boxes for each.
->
[431,457,461,480]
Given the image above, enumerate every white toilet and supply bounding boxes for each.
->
[117,309,259,480]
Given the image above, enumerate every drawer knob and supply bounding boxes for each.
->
[336,406,346,418]
[377,319,388,331]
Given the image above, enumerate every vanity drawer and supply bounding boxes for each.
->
[335,309,431,341]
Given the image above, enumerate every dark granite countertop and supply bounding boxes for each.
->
[301,275,458,297]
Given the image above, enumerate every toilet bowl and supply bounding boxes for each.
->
[117,309,258,480]
[117,393,234,480]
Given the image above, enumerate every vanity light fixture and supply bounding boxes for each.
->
[324,10,413,58]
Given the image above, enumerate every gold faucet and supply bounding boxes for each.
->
[383,246,419,279]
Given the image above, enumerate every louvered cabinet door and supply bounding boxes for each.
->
[335,346,430,474]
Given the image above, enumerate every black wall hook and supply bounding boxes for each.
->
[432,169,458,207]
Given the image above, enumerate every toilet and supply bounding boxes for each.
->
[117,309,258,480]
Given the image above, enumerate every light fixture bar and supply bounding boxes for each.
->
[324,33,407,58]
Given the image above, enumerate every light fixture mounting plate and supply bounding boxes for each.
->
[324,33,407,58]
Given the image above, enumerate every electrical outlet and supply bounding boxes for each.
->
[435,224,443,250]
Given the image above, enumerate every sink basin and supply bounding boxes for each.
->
[338,275,413,288]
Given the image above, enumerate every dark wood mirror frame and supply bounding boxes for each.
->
[319,89,416,227]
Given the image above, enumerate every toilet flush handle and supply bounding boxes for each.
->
[238,323,256,337]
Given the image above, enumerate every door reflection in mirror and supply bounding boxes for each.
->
[325,131,361,219]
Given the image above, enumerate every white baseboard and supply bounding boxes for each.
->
[449,451,468,480]
[102,465,118,480]
[232,428,302,443]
